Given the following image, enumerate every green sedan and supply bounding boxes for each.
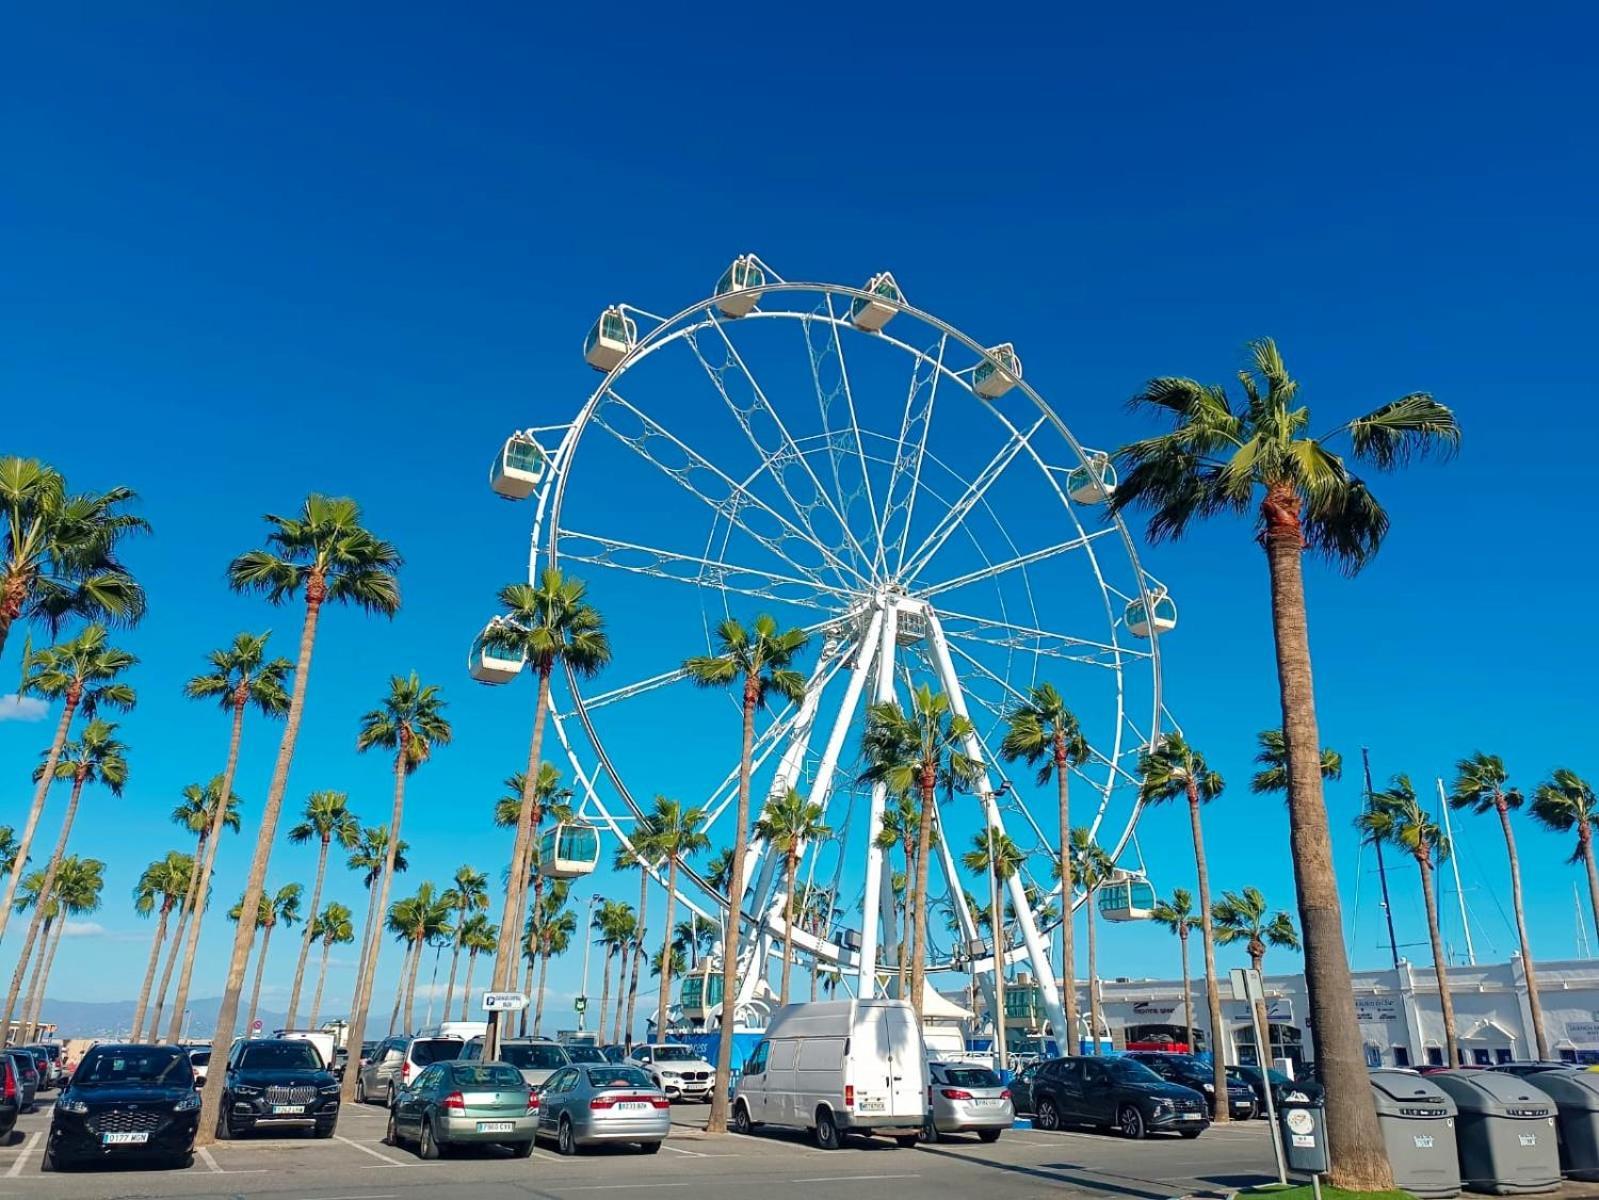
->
[386,1061,538,1159]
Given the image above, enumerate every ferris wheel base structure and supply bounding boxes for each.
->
[472,254,1182,1039]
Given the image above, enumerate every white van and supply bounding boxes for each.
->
[731,999,928,1149]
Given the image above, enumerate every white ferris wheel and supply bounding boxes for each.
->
[472,256,1179,1038]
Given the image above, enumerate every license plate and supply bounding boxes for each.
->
[859,1097,886,1113]
[617,1102,649,1112]
[476,1120,515,1133]
[1180,1112,1202,1120]
[272,1104,305,1115]
[974,1098,1003,1107]
[102,1132,149,1145]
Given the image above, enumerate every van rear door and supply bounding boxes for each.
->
[882,1006,927,1121]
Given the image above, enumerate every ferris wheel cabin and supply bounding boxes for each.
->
[467,621,526,685]
[1066,452,1117,504]
[584,306,637,372]
[678,965,725,1021]
[538,823,601,879]
[489,433,548,500]
[1124,592,1178,638]
[849,272,903,332]
[1097,872,1157,922]
[714,255,766,318]
[973,344,1023,399]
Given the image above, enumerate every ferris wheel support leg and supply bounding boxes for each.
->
[923,605,1069,1043]
[857,602,901,999]
[930,806,999,1025]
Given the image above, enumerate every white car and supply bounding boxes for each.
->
[626,1044,714,1102]
[187,1046,211,1086]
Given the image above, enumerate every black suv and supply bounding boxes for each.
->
[46,1043,200,1169]
[1122,1052,1256,1119]
[219,1038,341,1139]
[1020,1055,1209,1139]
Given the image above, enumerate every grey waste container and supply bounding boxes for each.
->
[1517,1067,1599,1182]
[1369,1069,1462,1199]
[1428,1070,1559,1195]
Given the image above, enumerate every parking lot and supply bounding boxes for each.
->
[0,1093,1287,1200]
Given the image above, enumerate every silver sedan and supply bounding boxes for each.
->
[924,1062,1014,1143]
[535,1064,671,1155]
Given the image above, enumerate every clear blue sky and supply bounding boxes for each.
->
[3,6,1596,1025]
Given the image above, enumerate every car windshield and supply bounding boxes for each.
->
[940,1067,1001,1088]
[651,1046,700,1062]
[1102,1058,1164,1084]
[77,1049,192,1086]
[588,1067,652,1089]
[503,1044,567,1070]
[564,1046,606,1063]
[189,1051,211,1066]
[453,1064,525,1088]
[240,1042,321,1070]
[411,1039,464,1065]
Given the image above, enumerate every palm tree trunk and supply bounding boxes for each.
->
[0,693,78,949]
[709,681,759,1134]
[149,830,206,1042]
[625,868,648,1043]
[404,934,422,1035]
[612,937,631,1044]
[1185,787,1229,1121]
[309,936,332,1028]
[20,915,55,1041]
[169,695,248,1044]
[535,941,552,1033]
[1497,802,1548,1058]
[990,863,1007,1071]
[909,776,937,1016]
[1179,927,1195,1054]
[599,947,615,1042]
[6,912,44,1039]
[780,853,798,1007]
[517,955,534,1038]
[1417,858,1459,1066]
[354,879,381,1015]
[493,666,553,996]
[285,836,331,1027]
[1,770,87,1036]
[129,902,173,1043]
[1249,943,1272,1062]
[463,948,479,1023]
[1054,740,1078,1047]
[388,940,410,1035]
[444,918,465,1031]
[1581,823,1599,957]
[196,583,323,1148]
[1263,488,1392,1189]
[246,923,273,1034]
[1086,887,1101,1055]
[658,858,679,1039]
[26,910,69,1038]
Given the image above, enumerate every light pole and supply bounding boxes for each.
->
[578,893,604,1033]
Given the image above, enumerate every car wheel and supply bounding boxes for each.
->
[508,1139,535,1158]
[557,1116,578,1157]
[922,1117,939,1144]
[814,1108,841,1150]
[356,1076,367,1104]
[215,1107,233,1141]
[639,1140,662,1154]
[387,1083,397,1109]
[418,1118,441,1161]
[894,1134,918,1148]
[385,1110,400,1147]
[731,1102,753,1135]
[978,1129,1002,1144]
[170,1151,195,1169]
[1036,1097,1061,1132]
[1119,1105,1147,1140]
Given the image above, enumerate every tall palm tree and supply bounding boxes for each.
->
[1000,682,1089,1040]
[340,674,449,1102]
[644,797,710,1031]
[593,900,635,1041]
[8,871,53,1038]
[2,717,129,1036]
[860,683,980,1019]
[0,457,149,661]
[232,883,303,1036]
[674,915,718,972]
[0,625,134,950]
[21,855,106,1039]
[0,826,20,884]
[1151,889,1200,1053]
[387,883,453,1035]
[1138,733,1229,1116]
[201,495,401,1140]
[1109,338,1457,1189]
[610,844,650,1046]
[873,793,925,993]
[496,765,574,1037]
[442,865,489,1026]
[963,829,1024,1069]
[1531,770,1599,956]
[683,612,808,1131]
[348,825,408,1004]
[307,902,355,1028]
[167,633,290,1042]
[1359,776,1457,1065]
[523,881,571,1034]
[754,790,828,1007]
[457,913,499,1023]
[283,790,361,1027]
[1069,828,1114,1057]
[1251,729,1342,797]
[705,849,735,898]
[1212,886,1301,1054]
[481,572,611,1050]
[153,777,240,1042]
[130,852,194,1044]
[1451,752,1547,1058]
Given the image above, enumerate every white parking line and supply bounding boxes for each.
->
[790,1175,921,1184]
[196,1146,224,1173]
[3,1134,39,1178]
[333,1134,410,1167]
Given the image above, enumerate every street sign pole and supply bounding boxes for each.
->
[1231,968,1287,1186]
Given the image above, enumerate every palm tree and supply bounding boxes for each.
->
[20,855,106,1039]
[1138,733,1229,1115]
[152,777,240,1041]
[341,673,449,1102]
[754,790,828,1006]
[284,790,361,1027]
[348,825,408,1005]
[1451,752,1547,1058]
[307,902,355,1028]
[1531,770,1599,957]
[1151,889,1201,1054]
[1109,338,1457,1189]
[2,717,129,1037]
[130,852,194,1044]
[442,866,489,1026]
[593,900,636,1040]
[1000,682,1089,1041]
[1251,729,1342,797]
[232,883,304,1036]
[495,764,573,1037]
[0,625,134,950]
[0,826,20,884]
[167,633,290,1042]
[1212,887,1301,1055]
[860,682,980,1020]
[0,457,149,661]
[1069,828,1114,1056]
[8,871,53,1038]
[387,883,452,1034]
[610,844,650,1046]
[1358,776,1457,1065]
[650,945,688,984]
[643,797,710,1032]
[874,793,925,993]
[526,883,572,1034]
[704,849,735,898]
[683,612,808,1132]
[202,495,401,1140]
[963,829,1024,1069]
[457,913,499,1023]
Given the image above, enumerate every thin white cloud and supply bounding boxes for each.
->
[63,921,107,938]
[0,694,48,723]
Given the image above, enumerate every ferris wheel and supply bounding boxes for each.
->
[472,256,1178,1038]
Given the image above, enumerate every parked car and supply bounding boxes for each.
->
[1495,1061,1581,1078]
[186,1048,211,1087]
[8,1052,40,1112]
[1122,1052,1255,1119]
[23,1044,63,1089]
[0,1056,19,1140]
[731,999,928,1149]
[562,1043,611,1065]
[601,1045,629,1063]
[1025,1055,1210,1140]
[44,1043,200,1170]
[922,1061,1012,1143]
[356,1033,465,1107]
[535,1064,670,1155]
[1229,1064,1323,1115]
[12,1049,47,1101]
[627,1043,714,1103]
[460,1037,570,1088]
[218,1037,341,1139]
[387,1060,537,1159]
[1009,1060,1043,1115]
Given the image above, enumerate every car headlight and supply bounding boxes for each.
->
[57,1097,90,1114]
[319,1084,341,1095]
[1285,1091,1309,1103]
[661,1071,680,1079]
[175,1093,202,1112]
[1152,1099,1172,1114]
[1201,1082,1214,1092]
[236,1084,262,1096]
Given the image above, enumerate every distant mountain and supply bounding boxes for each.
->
[39,997,295,1040]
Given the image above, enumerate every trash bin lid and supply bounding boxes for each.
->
[1428,1068,1557,1116]
[1514,1068,1599,1112]
[1369,1069,1458,1116]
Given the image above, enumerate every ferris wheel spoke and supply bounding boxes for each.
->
[592,389,859,590]
[937,607,1141,662]
[821,294,888,570]
[899,415,1047,584]
[917,529,1118,600]
[877,334,946,581]
[801,314,877,573]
